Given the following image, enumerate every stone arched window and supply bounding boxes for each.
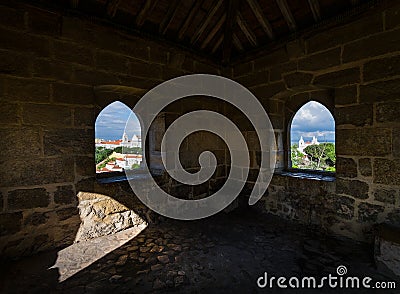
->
[289,101,335,172]
[95,101,142,175]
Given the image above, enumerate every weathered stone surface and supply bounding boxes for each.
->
[53,83,94,105]
[6,77,49,102]
[129,60,163,79]
[96,50,129,74]
[0,212,22,236]
[75,156,95,177]
[252,82,286,100]
[358,158,372,177]
[343,29,400,62]
[74,107,94,128]
[233,61,253,77]
[307,14,382,53]
[53,40,94,66]
[335,104,372,126]
[286,39,305,59]
[0,127,41,158]
[54,185,76,205]
[27,7,61,36]
[0,50,31,76]
[393,128,400,158]
[376,101,400,123]
[44,128,93,156]
[0,5,25,29]
[72,67,120,85]
[374,159,400,185]
[56,207,79,221]
[8,188,49,210]
[269,61,297,82]
[335,85,357,105]
[236,70,269,88]
[364,55,400,82]
[336,128,391,156]
[336,178,369,199]
[360,78,400,103]
[33,58,73,81]
[374,188,396,204]
[298,47,341,71]
[358,203,384,222]
[23,104,71,126]
[24,212,49,226]
[0,157,75,187]
[254,48,289,71]
[334,196,355,220]
[336,157,357,178]
[314,68,360,87]
[283,72,313,88]
[386,5,400,30]
[0,101,19,124]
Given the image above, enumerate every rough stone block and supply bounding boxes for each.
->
[252,82,286,100]
[334,196,355,220]
[53,40,94,66]
[286,39,305,59]
[336,128,391,156]
[358,158,372,177]
[335,104,373,126]
[74,107,95,128]
[358,202,384,222]
[33,58,73,81]
[374,188,396,204]
[236,70,269,88]
[233,61,253,77]
[129,60,162,79]
[6,77,49,102]
[336,157,357,178]
[56,207,79,221]
[53,83,94,105]
[27,7,61,36]
[386,4,400,30]
[364,55,400,82]
[0,127,41,158]
[0,101,19,124]
[298,47,341,71]
[336,178,369,199]
[335,85,357,105]
[343,29,400,62]
[8,188,49,210]
[374,159,400,185]
[0,157,75,187]
[283,72,313,89]
[360,78,400,103]
[314,68,360,87]
[0,49,31,77]
[96,50,129,74]
[253,48,289,71]
[194,61,219,74]
[75,156,95,177]
[376,101,400,123]
[0,27,50,57]
[72,67,120,85]
[44,128,93,156]
[0,212,23,236]
[0,5,25,29]
[24,212,49,226]
[61,16,95,44]
[307,14,382,53]
[54,185,76,205]
[268,61,296,82]
[393,128,400,158]
[23,104,71,126]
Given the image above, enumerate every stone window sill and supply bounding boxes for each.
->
[96,169,163,184]
[277,170,336,182]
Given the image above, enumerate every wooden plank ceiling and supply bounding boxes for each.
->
[36,0,373,64]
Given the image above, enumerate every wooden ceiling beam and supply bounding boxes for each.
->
[211,35,224,54]
[70,0,79,9]
[136,0,158,27]
[106,0,122,18]
[178,0,204,40]
[201,14,226,49]
[276,0,297,31]
[236,12,257,46]
[232,33,244,51]
[350,0,361,5]
[222,0,239,64]
[190,0,223,44]
[159,0,180,35]
[308,0,321,22]
[246,0,274,39]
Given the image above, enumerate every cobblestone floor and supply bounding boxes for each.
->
[1,209,399,293]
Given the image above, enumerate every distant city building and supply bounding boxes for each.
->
[297,136,319,154]
[95,132,141,149]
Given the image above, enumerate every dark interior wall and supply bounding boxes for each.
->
[0,2,221,257]
[230,3,400,241]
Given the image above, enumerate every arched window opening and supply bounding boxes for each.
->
[290,101,335,172]
[95,101,142,174]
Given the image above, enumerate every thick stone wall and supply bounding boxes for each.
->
[230,3,400,241]
[0,2,220,257]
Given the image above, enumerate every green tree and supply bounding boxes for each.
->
[95,147,113,164]
[303,143,336,170]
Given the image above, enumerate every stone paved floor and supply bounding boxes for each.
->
[1,209,399,293]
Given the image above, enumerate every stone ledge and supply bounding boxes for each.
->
[277,171,336,182]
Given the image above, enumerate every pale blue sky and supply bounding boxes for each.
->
[291,101,335,143]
